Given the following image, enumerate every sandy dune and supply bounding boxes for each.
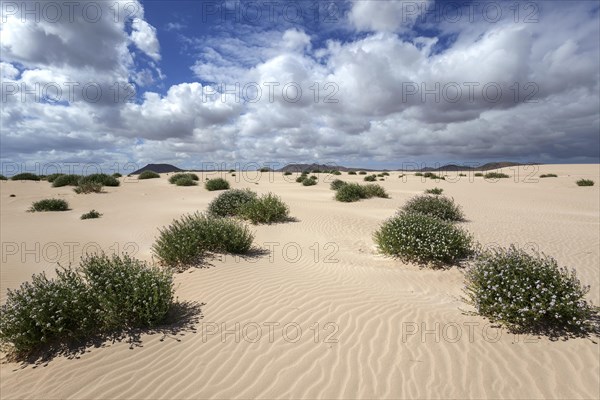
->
[1,164,599,399]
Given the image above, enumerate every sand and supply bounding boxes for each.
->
[1,164,599,399]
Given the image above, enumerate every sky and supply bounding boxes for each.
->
[1,0,599,173]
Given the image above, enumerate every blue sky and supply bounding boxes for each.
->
[1,0,599,173]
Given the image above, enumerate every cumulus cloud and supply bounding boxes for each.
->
[131,18,161,61]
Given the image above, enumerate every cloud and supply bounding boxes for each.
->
[131,18,161,61]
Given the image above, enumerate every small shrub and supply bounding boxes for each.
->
[152,213,254,268]
[52,174,81,187]
[348,171,357,175]
[112,173,122,178]
[576,179,594,187]
[463,246,595,335]
[364,175,377,182]
[310,175,318,180]
[11,173,40,181]
[363,184,389,198]
[9,194,15,197]
[29,199,69,212]
[302,177,317,186]
[425,187,444,195]
[74,182,104,194]
[331,171,342,176]
[358,171,367,175]
[398,174,405,178]
[176,177,198,186]
[335,183,367,202]
[259,167,271,172]
[231,173,236,177]
[415,172,424,176]
[330,179,347,191]
[459,173,467,177]
[228,169,236,173]
[423,172,444,180]
[0,175,7,180]
[138,170,160,179]
[239,193,290,224]
[208,189,257,217]
[377,173,384,177]
[539,174,557,178]
[46,173,64,183]
[484,172,510,179]
[374,213,473,265]
[283,171,292,176]
[79,174,120,187]
[312,169,321,173]
[402,195,464,222]
[474,172,484,177]
[382,172,390,176]
[296,176,307,183]
[169,173,199,184]
[205,178,230,191]
[81,210,102,220]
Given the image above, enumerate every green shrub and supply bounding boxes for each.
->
[0,254,174,357]
[208,189,257,217]
[205,178,230,191]
[74,182,104,194]
[310,175,318,180]
[302,177,317,186]
[474,172,484,177]
[335,183,367,202]
[363,175,377,182]
[168,173,199,184]
[363,184,389,198]
[463,246,595,335]
[374,213,473,265]
[79,174,120,187]
[46,173,64,183]
[331,171,342,176]
[423,172,445,180]
[330,179,347,191]
[312,169,321,173]
[283,171,292,176]
[11,173,40,181]
[358,171,367,175]
[81,210,102,220]
[539,174,557,178]
[382,172,390,176]
[176,177,198,186]
[425,187,444,195]
[29,199,69,212]
[52,174,81,187]
[259,167,270,172]
[152,213,254,268]
[348,171,357,175]
[0,175,7,180]
[402,194,464,222]
[459,173,467,177]
[377,173,384,177]
[239,193,290,224]
[576,179,594,187]
[138,170,160,179]
[484,172,509,179]
[415,172,424,176]
[296,175,307,183]
[112,173,122,178]
[228,169,236,173]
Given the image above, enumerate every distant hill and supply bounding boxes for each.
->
[277,163,379,172]
[131,164,183,175]
[420,162,541,172]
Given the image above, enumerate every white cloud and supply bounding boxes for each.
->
[131,18,161,61]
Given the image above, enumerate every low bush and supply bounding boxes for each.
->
[29,199,69,212]
[205,178,230,191]
[239,193,290,224]
[112,173,122,178]
[81,210,102,220]
[302,177,317,186]
[382,172,390,176]
[374,213,473,265]
[138,171,160,179]
[576,179,594,187]
[363,184,389,198]
[463,246,595,335]
[415,172,424,176]
[363,175,377,182]
[208,189,257,217]
[168,173,199,185]
[11,173,40,181]
[0,175,7,181]
[402,194,464,222]
[46,173,64,183]
[176,177,198,186]
[459,173,467,177]
[474,172,484,177]
[296,175,307,183]
[259,167,271,172]
[377,173,384,177]
[348,171,357,175]
[335,183,366,202]
[331,171,342,176]
[79,174,120,187]
[484,172,510,179]
[74,182,104,194]
[52,174,81,187]
[425,187,444,195]
[228,169,236,173]
[358,171,367,175]
[283,171,293,176]
[152,213,254,268]
[423,172,445,180]
[330,179,347,191]
[539,174,558,178]
[0,254,174,357]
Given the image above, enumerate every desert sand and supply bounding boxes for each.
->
[1,164,599,399]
